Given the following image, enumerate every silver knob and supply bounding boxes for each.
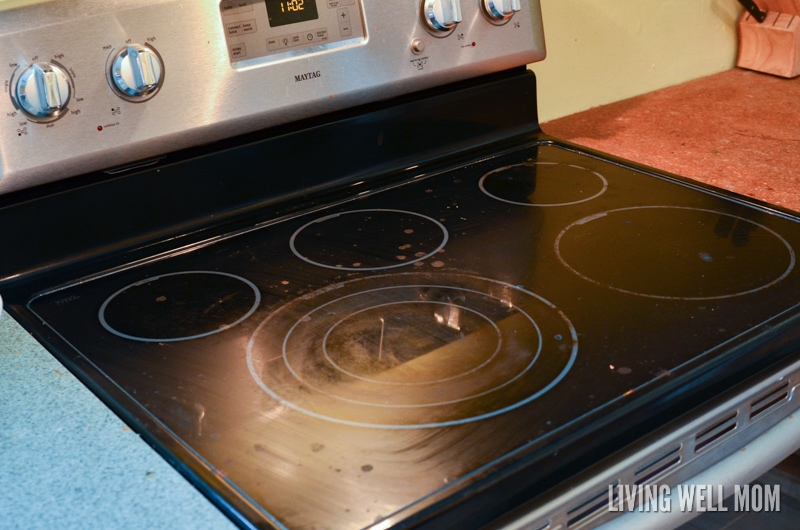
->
[110,45,163,100]
[422,0,462,34]
[14,62,72,121]
[482,0,521,23]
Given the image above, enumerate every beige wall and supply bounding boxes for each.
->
[531,0,743,122]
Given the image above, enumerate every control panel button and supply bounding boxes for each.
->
[482,0,521,23]
[220,0,254,15]
[337,8,352,37]
[226,19,258,37]
[230,43,248,59]
[421,0,462,35]
[109,44,164,101]
[13,62,72,121]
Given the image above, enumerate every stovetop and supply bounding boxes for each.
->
[20,141,800,529]
[5,1,794,527]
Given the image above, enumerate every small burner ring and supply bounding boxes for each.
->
[289,208,449,271]
[479,161,608,207]
[322,300,504,385]
[282,286,540,409]
[99,271,261,342]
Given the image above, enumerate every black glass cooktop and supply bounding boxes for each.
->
[22,142,800,529]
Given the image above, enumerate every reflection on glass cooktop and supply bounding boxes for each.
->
[27,144,800,529]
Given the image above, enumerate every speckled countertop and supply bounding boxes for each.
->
[1,67,798,530]
[543,68,800,213]
[0,311,236,530]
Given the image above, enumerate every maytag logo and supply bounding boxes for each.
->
[295,70,321,82]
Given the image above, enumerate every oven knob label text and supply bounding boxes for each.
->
[410,57,428,71]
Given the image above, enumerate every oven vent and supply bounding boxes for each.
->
[694,411,738,453]
[749,381,790,420]
[566,480,618,528]
[633,445,682,485]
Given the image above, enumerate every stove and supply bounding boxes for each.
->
[3,2,800,529]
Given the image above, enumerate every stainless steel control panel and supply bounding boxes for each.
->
[0,0,545,195]
[220,0,366,66]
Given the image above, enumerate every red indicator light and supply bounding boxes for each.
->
[97,126,103,131]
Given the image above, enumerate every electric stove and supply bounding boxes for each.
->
[3,2,800,529]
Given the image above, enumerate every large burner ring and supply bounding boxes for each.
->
[247,273,578,429]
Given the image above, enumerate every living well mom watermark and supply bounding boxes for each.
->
[608,484,780,513]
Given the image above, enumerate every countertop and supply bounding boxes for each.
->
[2,67,799,530]
[0,311,237,530]
[543,68,800,213]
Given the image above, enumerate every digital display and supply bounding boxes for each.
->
[265,0,319,27]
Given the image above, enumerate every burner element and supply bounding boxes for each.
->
[247,273,578,428]
[99,271,261,342]
[289,209,448,270]
[479,160,608,206]
[555,207,796,300]
[323,301,503,385]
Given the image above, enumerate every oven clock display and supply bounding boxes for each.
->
[265,0,319,27]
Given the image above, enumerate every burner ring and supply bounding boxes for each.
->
[322,301,504,385]
[555,206,796,300]
[284,287,540,408]
[479,161,608,207]
[289,208,449,271]
[247,273,578,429]
[99,271,261,342]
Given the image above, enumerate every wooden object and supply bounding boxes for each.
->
[737,0,800,77]
[763,0,800,13]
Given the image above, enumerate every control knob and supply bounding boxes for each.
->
[13,62,72,121]
[109,44,163,100]
[482,0,521,23]
[422,0,462,35]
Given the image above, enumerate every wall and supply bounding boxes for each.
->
[531,0,743,122]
